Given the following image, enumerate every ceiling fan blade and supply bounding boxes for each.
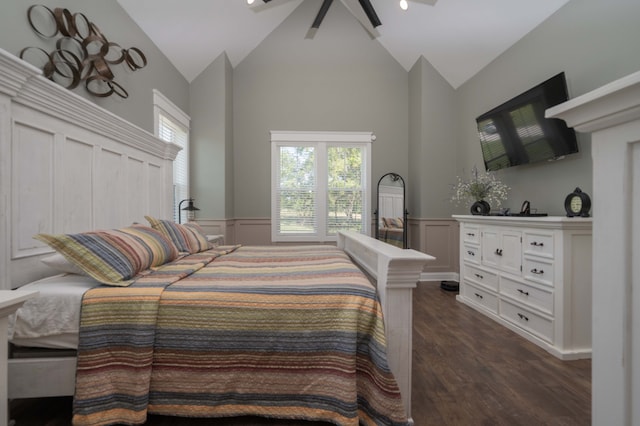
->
[358,0,381,27]
[412,0,438,5]
[312,0,334,29]
[248,0,296,11]
[339,0,380,38]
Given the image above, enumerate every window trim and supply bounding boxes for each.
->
[270,131,373,243]
[153,89,190,132]
[153,90,191,222]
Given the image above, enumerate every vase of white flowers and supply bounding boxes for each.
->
[451,166,509,215]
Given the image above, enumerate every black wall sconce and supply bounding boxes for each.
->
[178,198,200,224]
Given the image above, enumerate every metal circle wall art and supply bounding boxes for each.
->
[20,5,147,99]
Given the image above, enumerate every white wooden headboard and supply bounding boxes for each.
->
[0,48,180,289]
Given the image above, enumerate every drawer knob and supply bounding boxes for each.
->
[531,268,544,275]
[530,241,544,247]
[495,248,503,256]
[517,288,530,296]
[517,313,529,321]
[467,232,475,237]
[475,273,484,280]
[474,293,484,299]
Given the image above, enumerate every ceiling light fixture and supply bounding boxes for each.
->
[247,0,255,4]
[399,0,408,10]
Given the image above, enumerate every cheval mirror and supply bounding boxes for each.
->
[374,173,407,249]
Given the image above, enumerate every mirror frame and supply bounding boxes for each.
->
[374,172,408,249]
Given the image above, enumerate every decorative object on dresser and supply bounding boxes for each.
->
[450,166,509,215]
[453,215,592,360]
[20,5,147,98]
[564,187,591,217]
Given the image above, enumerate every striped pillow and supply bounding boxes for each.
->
[145,216,211,254]
[34,224,179,286]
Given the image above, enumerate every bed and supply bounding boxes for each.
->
[11,240,409,425]
[0,47,434,425]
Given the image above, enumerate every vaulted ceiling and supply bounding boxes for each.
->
[117,0,570,89]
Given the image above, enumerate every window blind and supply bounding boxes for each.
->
[271,132,371,243]
[326,146,364,235]
[276,146,317,236]
[158,113,188,222]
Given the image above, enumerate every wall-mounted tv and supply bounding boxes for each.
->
[476,72,578,171]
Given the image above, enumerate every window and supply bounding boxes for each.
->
[153,90,191,222]
[271,131,372,243]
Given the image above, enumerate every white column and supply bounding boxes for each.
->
[547,70,640,426]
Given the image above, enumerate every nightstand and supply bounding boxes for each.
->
[1,290,38,426]
[206,234,224,247]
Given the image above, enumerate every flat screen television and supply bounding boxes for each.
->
[476,72,578,171]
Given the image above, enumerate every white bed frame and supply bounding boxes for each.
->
[0,48,433,423]
[338,231,434,422]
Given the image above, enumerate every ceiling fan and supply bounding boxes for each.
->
[248,0,438,38]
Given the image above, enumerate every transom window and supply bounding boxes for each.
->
[271,131,372,243]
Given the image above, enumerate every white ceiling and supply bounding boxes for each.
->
[117,0,570,89]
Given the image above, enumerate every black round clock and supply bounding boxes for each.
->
[564,187,591,217]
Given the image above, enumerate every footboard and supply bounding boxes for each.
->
[337,231,434,423]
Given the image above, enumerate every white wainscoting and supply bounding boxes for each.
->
[408,218,459,283]
[196,218,271,247]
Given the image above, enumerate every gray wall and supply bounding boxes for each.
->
[190,53,234,219]
[232,0,409,218]
[454,0,640,216]
[408,57,456,219]
[0,0,189,133]
[4,0,640,222]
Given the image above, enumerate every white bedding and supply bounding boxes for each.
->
[8,274,101,349]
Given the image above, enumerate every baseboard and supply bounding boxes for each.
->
[419,271,459,283]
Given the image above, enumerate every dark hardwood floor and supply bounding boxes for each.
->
[411,282,590,426]
[10,282,590,425]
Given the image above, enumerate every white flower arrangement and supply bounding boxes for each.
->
[451,166,510,208]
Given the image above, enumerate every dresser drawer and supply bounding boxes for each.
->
[462,225,480,245]
[463,244,481,265]
[500,299,553,343]
[464,264,498,291]
[463,281,498,315]
[523,231,554,259]
[501,276,553,315]
[523,257,554,287]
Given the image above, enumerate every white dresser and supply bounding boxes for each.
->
[453,215,592,360]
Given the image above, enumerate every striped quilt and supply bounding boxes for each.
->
[72,245,408,426]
